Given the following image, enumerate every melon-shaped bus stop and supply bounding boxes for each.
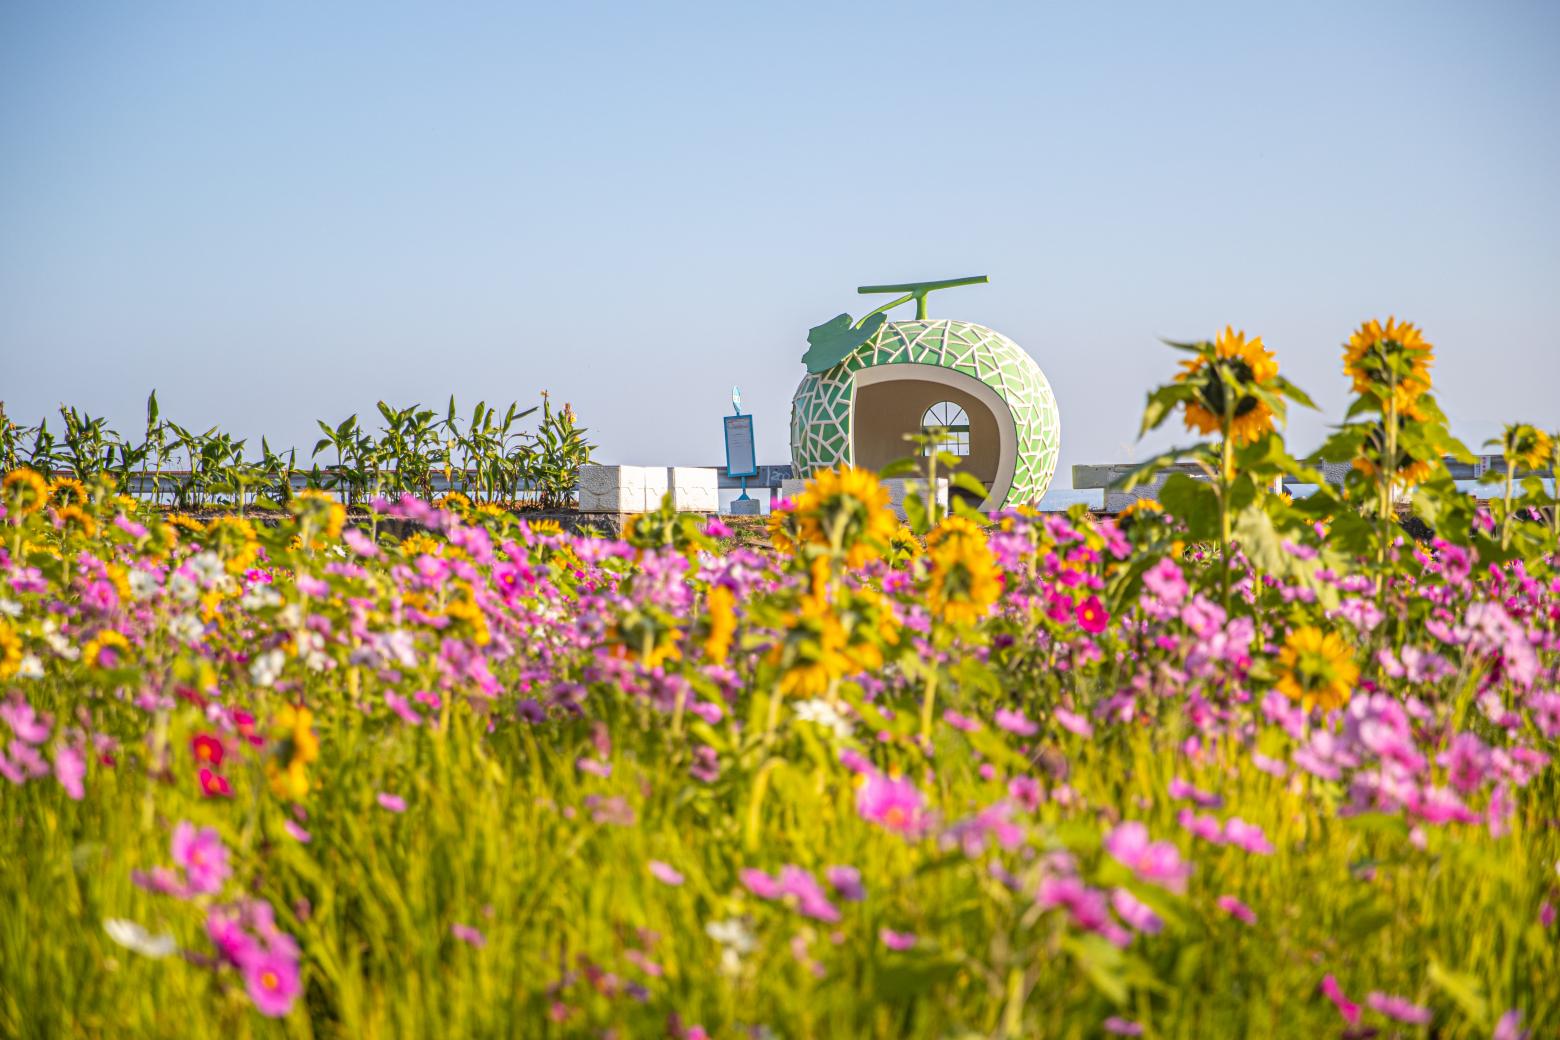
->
[788,278,1061,512]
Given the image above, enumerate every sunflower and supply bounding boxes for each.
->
[927,525,1002,626]
[703,584,737,663]
[782,467,899,568]
[1351,423,1438,489]
[0,621,21,679]
[399,532,444,558]
[205,516,260,574]
[267,704,318,801]
[82,629,130,668]
[48,476,87,506]
[436,491,472,512]
[1343,317,1433,416]
[1176,327,1280,446]
[2,468,50,518]
[769,595,853,697]
[1275,626,1358,713]
[1501,423,1552,473]
[56,504,98,538]
[167,514,206,536]
[526,518,565,536]
[290,489,346,541]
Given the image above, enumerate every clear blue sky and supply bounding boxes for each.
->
[3,1,1558,484]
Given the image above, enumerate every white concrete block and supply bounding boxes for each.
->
[578,464,648,513]
[778,478,806,503]
[882,477,948,521]
[667,467,718,512]
[642,466,669,512]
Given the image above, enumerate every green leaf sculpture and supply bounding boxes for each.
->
[803,312,886,374]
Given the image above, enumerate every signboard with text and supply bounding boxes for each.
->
[723,414,757,478]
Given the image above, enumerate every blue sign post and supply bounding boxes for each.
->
[723,386,760,514]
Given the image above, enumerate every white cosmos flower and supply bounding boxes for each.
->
[792,698,853,739]
[103,918,177,958]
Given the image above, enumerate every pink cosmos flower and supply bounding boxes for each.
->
[825,865,864,902]
[1367,992,1432,1025]
[879,929,917,950]
[1222,817,1274,855]
[1054,707,1093,738]
[376,792,407,813]
[1103,1018,1143,1037]
[741,868,785,900]
[1103,822,1190,893]
[1075,595,1109,634]
[171,822,230,895]
[243,951,301,1017]
[1143,557,1187,605]
[283,819,311,844]
[451,922,486,947]
[1216,895,1257,925]
[341,527,380,558]
[856,772,927,836]
[1168,776,1222,808]
[198,768,231,798]
[1540,901,1555,929]
[54,743,85,800]
[1111,887,1163,934]
[1,698,51,744]
[648,860,685,886]
[383,692,423,726]
[1493,1009,1529,1040]
[993,709,1038,737]
[1320,974,1361,1025]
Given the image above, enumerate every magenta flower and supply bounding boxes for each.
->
[243,950,301,1017]
[1103,1018,1144,1037]
[1054,707,1093,738]
[1,697,51,744]
[283,819,312,844]
[1320,974,1361,1025]
[825,865,864,902]
[856,772,927,836]
[1103,822,1190,893]
[1111,887,1163,935]
[1075,595,1109,634]
[54,743,85,800]
[1168,776,1222,808]
[376,792,407,813]
[1143,557,1187,605]
[451,922,486,947]
[1177,809,1224,844]
[1493,1009,1529,1040]
[648,860,685,886]
[879,928,917,950]
[1215,895,1257,925]
[1367,992,1432,1025]
[993,708,1038,737]
[740,868,785,900]
[171,822,230,895]
[1222,817,1274,855]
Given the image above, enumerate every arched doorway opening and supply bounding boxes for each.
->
[849,364,1017,511]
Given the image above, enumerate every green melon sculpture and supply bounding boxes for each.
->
[788,276,1060,511]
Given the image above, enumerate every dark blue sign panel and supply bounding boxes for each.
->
[723,414,757,478]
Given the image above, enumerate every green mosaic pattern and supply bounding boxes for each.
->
[789,319,1060,509]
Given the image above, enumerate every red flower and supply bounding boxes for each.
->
[1075,595,1109,635]
[199,768,232,798]
[191,733,225,767]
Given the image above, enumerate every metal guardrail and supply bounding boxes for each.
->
[1073,455,1552,490]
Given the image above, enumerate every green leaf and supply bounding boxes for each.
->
[1428,960,1488,1027]
[1159,473,1220,540]
[879,458,919,479]
[951,471,987,499]
[1139,384,1193,437]
[802,312,886,373]
[1061,933,1128,1005]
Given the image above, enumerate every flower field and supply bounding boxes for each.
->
[2,322,1559,1038]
